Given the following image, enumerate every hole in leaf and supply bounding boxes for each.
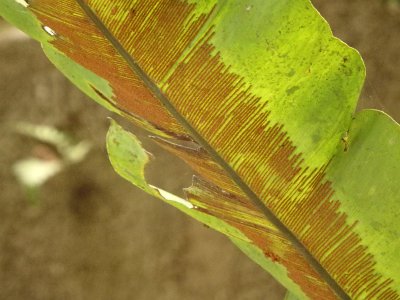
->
[42,25,57,36]
[15,0,29,7]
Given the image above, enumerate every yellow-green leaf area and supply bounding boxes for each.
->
[326,109,400,295]
[285,291,301,300]
[209,0,365,168]
[0,0,47,41]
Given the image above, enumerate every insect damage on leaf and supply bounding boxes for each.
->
[14,0,29,8]
[2,0,400,299]
[42,25,57,36]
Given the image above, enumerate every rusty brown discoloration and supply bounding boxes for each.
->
[153,137,338,298]
[87,0,215,84]
[163,22,399,299]
[187,177,338,299]
[152,136,245,198]
[30,0,213,140]
[28,0,399,299]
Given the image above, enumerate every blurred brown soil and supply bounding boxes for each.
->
[0,1,399,299]
[314,0,400,121]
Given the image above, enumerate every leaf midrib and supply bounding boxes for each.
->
[75,1,350,299]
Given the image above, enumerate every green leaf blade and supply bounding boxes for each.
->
[2,0,400,299]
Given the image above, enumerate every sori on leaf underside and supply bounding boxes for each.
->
[1,0,400,299]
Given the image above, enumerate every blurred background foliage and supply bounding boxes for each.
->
[0,1,399,299]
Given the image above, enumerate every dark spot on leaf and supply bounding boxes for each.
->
[312,134,321,143]
[286,69,296,77]
[264,250,280,263]
[111,6,118,15]
[112,138,120,146]
[340,64,353,76]
[286,86,300,96]
[90,84,114,104]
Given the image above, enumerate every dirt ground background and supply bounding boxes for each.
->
[0,1,399,299]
